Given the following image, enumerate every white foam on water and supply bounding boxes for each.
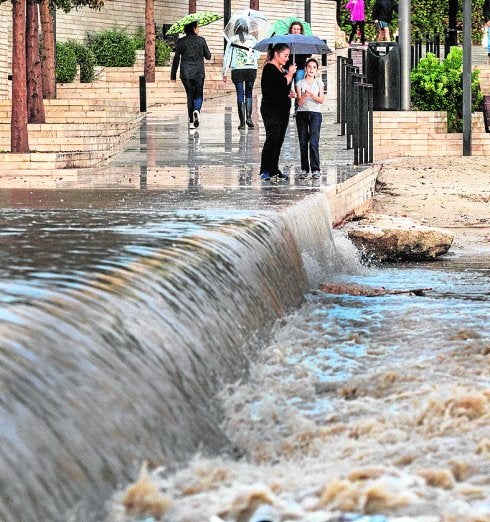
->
[108,230,490,521]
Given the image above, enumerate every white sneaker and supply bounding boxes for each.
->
[193,110,200,128]
[189,122,195,129]
[312,171,321,179]
[298,170,309,179]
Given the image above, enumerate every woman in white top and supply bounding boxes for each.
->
[295,57,324,179]
[223,19,260,129]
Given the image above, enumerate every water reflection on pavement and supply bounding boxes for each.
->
[0,92,363,194]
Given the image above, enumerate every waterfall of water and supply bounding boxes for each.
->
[0,193,337,521]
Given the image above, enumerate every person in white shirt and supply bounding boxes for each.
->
[295,58,324,179]
[223,19,261,129]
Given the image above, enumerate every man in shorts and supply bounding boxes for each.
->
[372,0,397,41]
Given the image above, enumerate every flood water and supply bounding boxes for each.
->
[0,188,488,522]
[109,242,490,522]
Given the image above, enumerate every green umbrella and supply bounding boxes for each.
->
[165,11,223,35]
[266,17,313,37]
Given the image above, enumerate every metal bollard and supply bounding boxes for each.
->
[322,40,327,66]
[139,75,147,112]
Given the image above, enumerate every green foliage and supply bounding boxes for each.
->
[56,0,104,14]
[155,40,172,67]
[131,27,173,66]
[86,28,136,67]
[410,46,483,132]
[64,40,97,82]
[55,42,77,83]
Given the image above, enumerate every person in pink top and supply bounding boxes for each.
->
[346,0,366,46]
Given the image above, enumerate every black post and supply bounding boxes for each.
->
[139,75,147,112]
[345,65,359,148]
[448,0,458,48]
[434,33,440,58]
[305,0,311,23]
[337,56,353,128]
[224,0,231,51]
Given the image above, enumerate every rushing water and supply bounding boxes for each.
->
[0,188,488,521]
[0,189,337,521]
[109,245,490,521]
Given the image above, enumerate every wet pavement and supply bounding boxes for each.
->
[1,57,365,197]
[99,86,361,191]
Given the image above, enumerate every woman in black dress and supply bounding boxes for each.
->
[259,43,297,181]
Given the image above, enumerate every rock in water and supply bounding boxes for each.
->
[346,214,453,262]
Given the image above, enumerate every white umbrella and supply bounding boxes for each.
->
[223,9,270,41]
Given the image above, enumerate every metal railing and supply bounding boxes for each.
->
[411,32,442,69]
[336,55,352,128]
[348,46,366,74]
[337,55,374,165]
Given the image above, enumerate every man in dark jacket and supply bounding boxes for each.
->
[372,0,397,41]
[171,21,211,129]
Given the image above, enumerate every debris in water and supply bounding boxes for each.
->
[319,283,432,297]
[121,462,171,519]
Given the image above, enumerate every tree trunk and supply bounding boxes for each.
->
[250,0,259,10]
[145,0,155,82]
[11,0,29,153]
[39,0,56,99]
[189,0,196,14]
[26,0,46,123]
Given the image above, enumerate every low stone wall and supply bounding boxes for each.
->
[373,110,490,159]
[478,64,490,95]
[326,165,378,225]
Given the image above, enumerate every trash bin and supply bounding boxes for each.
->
[366,41,401,110]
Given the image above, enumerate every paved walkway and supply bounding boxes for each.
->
[85,54,365,191]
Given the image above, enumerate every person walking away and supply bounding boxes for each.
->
[372,0,397,42]
[287,21,311,115]
[222,19,260,129]
[259,43,297,181]
[295,58,324,179]
[170,21,211,129]
[346,0,366,46]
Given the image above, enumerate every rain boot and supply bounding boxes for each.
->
[237,102,246,130]
[245,98,254,128]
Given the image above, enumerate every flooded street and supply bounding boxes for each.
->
[112,239,490,522]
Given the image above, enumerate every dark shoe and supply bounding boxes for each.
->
[193,110,200,128]
[276,170,289,180]
[237,102,246,130]
[260,171,271,180]
[245,98,254,127]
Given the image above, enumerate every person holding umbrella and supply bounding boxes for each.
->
[259,43,297,181]
[287,21,311,116]
[222,18,261,129]
[170,21,212,129]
